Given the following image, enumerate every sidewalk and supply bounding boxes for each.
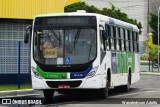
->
[141,71,160,75]
[0,89,40,98]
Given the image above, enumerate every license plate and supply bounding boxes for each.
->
[58,85,70,89]
[43,49,57,58]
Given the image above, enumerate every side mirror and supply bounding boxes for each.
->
[102,30,108,40]
[24,25,32,43]
[24,33,29,43]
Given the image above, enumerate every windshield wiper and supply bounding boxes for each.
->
[74,29,81,49]
[35,25,61,41]
[49,29,61,41]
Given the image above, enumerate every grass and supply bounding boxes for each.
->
[140,62,152,65]
[140,71,148,72]
[0,84,32,91]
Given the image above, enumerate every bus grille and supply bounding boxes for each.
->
[46,80,82,88]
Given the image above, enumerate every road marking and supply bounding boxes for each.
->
[110,90,159,98]
[0,94,40,98]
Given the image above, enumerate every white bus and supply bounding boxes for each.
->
[24,11,140,99]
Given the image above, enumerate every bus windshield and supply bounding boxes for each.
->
[33,27,97,65]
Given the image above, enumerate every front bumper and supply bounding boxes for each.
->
[32,73,106,90]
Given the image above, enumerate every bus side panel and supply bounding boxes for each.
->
[115,51,127,86]
[127,52,135,72]
[121,52,127,73]
[111,51,127,86]
[132,53,140,84]
[117,51,127,73]
[117,51,122,73]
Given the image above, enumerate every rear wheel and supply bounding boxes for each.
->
[114,73,131,92]
[121,73,131,92]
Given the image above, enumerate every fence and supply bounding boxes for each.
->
[0,21,31,84]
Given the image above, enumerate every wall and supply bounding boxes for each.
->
[0,0,80,19]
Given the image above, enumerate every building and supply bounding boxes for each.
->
[0,0,80,84]
[82,0,160,54]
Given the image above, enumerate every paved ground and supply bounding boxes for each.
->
[0,74,160,107]
[140,65,159,72]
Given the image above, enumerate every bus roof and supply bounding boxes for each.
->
[35,12,139,32]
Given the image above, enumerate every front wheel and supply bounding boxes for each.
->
[99,80,109,99]
[43,89,54,103]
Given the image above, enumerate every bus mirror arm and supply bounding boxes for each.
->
[24,25,32,43]
[102,30,108,40]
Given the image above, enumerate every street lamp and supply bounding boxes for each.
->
[150,0,160,72]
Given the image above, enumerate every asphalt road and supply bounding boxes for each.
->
[1,74,160,107]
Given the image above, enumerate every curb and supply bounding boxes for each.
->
[140,72,160,75]
[0,89,39,98]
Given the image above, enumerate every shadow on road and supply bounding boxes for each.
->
[43,88,140,105]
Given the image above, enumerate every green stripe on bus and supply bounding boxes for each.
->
[117,52,135,73]
[127,52,135,72]
[121,52,127,73]
[117,52,122,73]
[36,66,68,79]
[117,52,127,73]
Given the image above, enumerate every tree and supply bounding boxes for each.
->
[145,41,158,61]
[149,13,158,44]
[65,2,142,34]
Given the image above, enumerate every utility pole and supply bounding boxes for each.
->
[148,0,150,72]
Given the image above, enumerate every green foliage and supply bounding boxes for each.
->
[149,13,158,44]
[140,53,149,60]
[0,84,32,91]
[65,2,101,14]
[65,2,142,34]
[145,41,159,61]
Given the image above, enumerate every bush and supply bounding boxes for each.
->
[140,53,149,60]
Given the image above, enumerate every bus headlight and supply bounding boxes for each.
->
[86,66,98,78]
[32,67,43,79]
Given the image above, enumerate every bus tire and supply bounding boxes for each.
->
[99,79,109,99]
[43,89,54,100]
[121,73,131,92]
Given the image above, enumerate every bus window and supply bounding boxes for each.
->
[133,32,137,52]
[100,30,104,50]
[113,26,116,50]
[130,31,133,52]
[110,26,115,50]
[118,27,122,51]
[136,32,139,52]
[116,27,119,50]
[120,28,124,51]
[123,29,126,51]
[127,30,131,52]
[100,30,106,51]
[132,31,134,52]
[106,24,111,50]
[134,42,137,52]
[125,30,129,51]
